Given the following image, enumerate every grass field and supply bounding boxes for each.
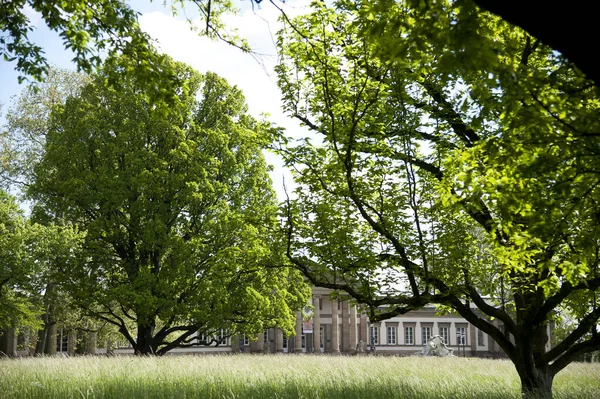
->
[0,354,599,398]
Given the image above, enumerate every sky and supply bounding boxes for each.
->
[0,0,313,200]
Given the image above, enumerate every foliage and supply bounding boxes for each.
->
[0,189,83,332]
[29,56,309,355]
[0,0,251,88]
[1,67,90,191]
[0,189,34,330]
[1,355,599,398]
[274,1,599,397]
[0,0,154,84]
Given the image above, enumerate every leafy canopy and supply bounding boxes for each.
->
[275,0,599,396]
[30,55,310,355]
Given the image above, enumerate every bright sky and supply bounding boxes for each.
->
[0,0,312,200]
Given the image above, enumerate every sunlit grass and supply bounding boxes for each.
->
[1,354,598,398]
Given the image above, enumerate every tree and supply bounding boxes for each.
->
[0,67,93,355]
[274,2,599,397]
[3,1,597,88]
[0,0,247,88]
[30,56,310,355]
[0,189,39,331]
[0,0,154,83]
[470,0,598,86]
[1,67,90,190]
[0,189,83,338]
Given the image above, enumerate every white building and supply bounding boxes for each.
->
[1,287,515,357]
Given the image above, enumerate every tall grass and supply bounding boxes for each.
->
[1,355,598,398]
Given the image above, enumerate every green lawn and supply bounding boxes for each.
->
[0,355,598,398]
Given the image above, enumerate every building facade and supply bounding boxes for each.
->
[2,287,528,357]
[113,287,511,357]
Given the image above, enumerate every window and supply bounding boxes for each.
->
[439,327,449,344]
[264,330,269,344]
[219,329,229,345]
[457,327,466,345]
[56,330,68,353]
[320,326,324,349]
[478,329,485,346]
[283,336,288,349]
[197,333,208,345]
[387,326,397,345]
[370,326,379,345]
[243,334,249,346]
[422,326,431,345]
[405,326,414,345]
[301,333,306,349]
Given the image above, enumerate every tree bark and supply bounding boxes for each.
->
[34,325,47,355]
[134,322,157,355]
[518,366,554,399]
[45,323,57,355]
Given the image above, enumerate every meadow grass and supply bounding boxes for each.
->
[0,354,598,398]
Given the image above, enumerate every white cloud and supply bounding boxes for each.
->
[22,4,42,27]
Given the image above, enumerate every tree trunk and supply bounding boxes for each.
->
[45,323,57,355]
[134,322,156,355]
[518,367,554,399]
[35,327,47,355]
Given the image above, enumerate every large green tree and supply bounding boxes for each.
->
[30,56,309,355]
[1,67,94,356]
[275,1,599,397]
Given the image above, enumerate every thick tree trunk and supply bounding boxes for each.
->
[514,320,554,398]
[45,323,57,355]
[134,322,157,355]
[518,367,554,399]
[35,327,47,355]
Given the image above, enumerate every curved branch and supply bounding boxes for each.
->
[542,306,600,365]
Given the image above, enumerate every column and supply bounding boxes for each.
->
[295,311,303,353]
[360,313,368,343]
[67,330,77,356]
[250,333,261,353]
[276,328,284,352]
[349,305,357,351]
[470,324,477,356]
[341,300,349,352]
[0,328,18,357]
[489,318,498,354]
[86,331,97,355]
[380,321,386,346]
[313,295,321,353]
[231,335,240,353]
[399,322,404,345]
[331,299,339,353]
